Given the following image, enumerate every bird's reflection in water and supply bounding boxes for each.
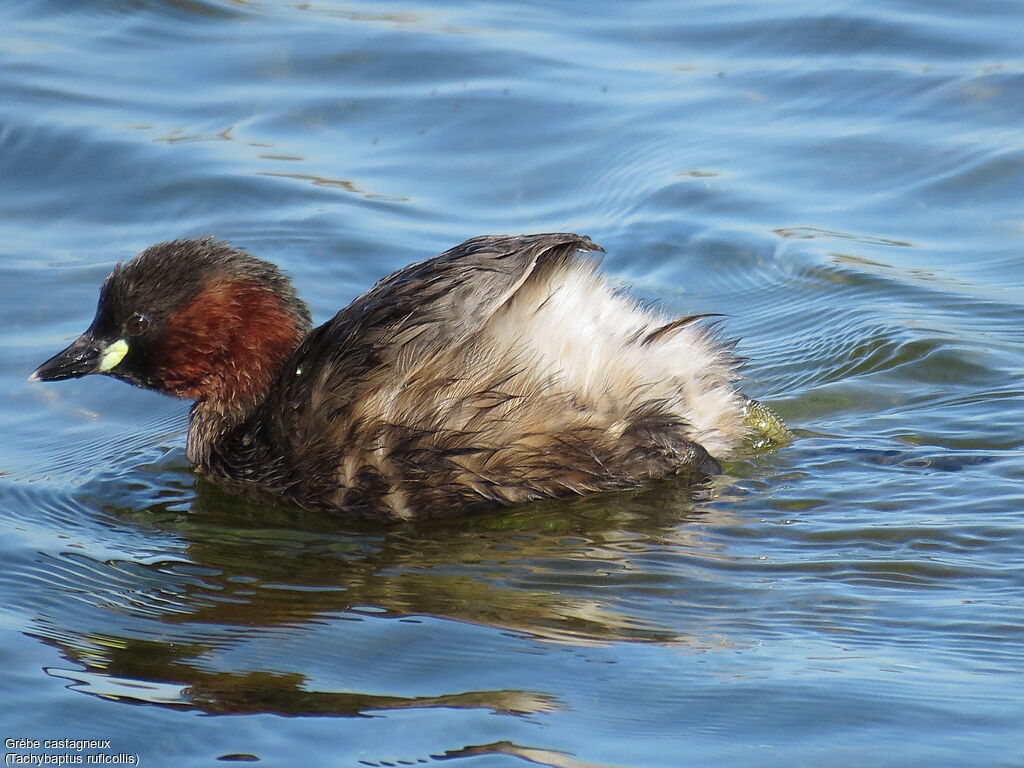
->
[31,470,730,724]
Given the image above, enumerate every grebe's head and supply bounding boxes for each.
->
[31,238,312,409]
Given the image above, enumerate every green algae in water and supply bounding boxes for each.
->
[743,398,790,452]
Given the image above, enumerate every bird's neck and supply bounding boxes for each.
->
[153,278,309,468]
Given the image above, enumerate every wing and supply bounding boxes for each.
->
[296,233,602,382]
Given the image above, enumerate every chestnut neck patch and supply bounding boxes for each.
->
[155,276,305,418]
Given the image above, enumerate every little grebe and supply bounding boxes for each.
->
[31,234,778,521]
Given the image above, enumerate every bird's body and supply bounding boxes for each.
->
[32,234,767,521]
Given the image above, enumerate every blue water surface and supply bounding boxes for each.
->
[2,1,1023,766]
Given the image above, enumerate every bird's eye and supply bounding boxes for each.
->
[125,313,150,336]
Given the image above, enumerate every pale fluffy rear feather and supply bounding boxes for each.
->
[483,257,747,457]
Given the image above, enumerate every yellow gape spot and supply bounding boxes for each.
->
[98,339,129,372]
